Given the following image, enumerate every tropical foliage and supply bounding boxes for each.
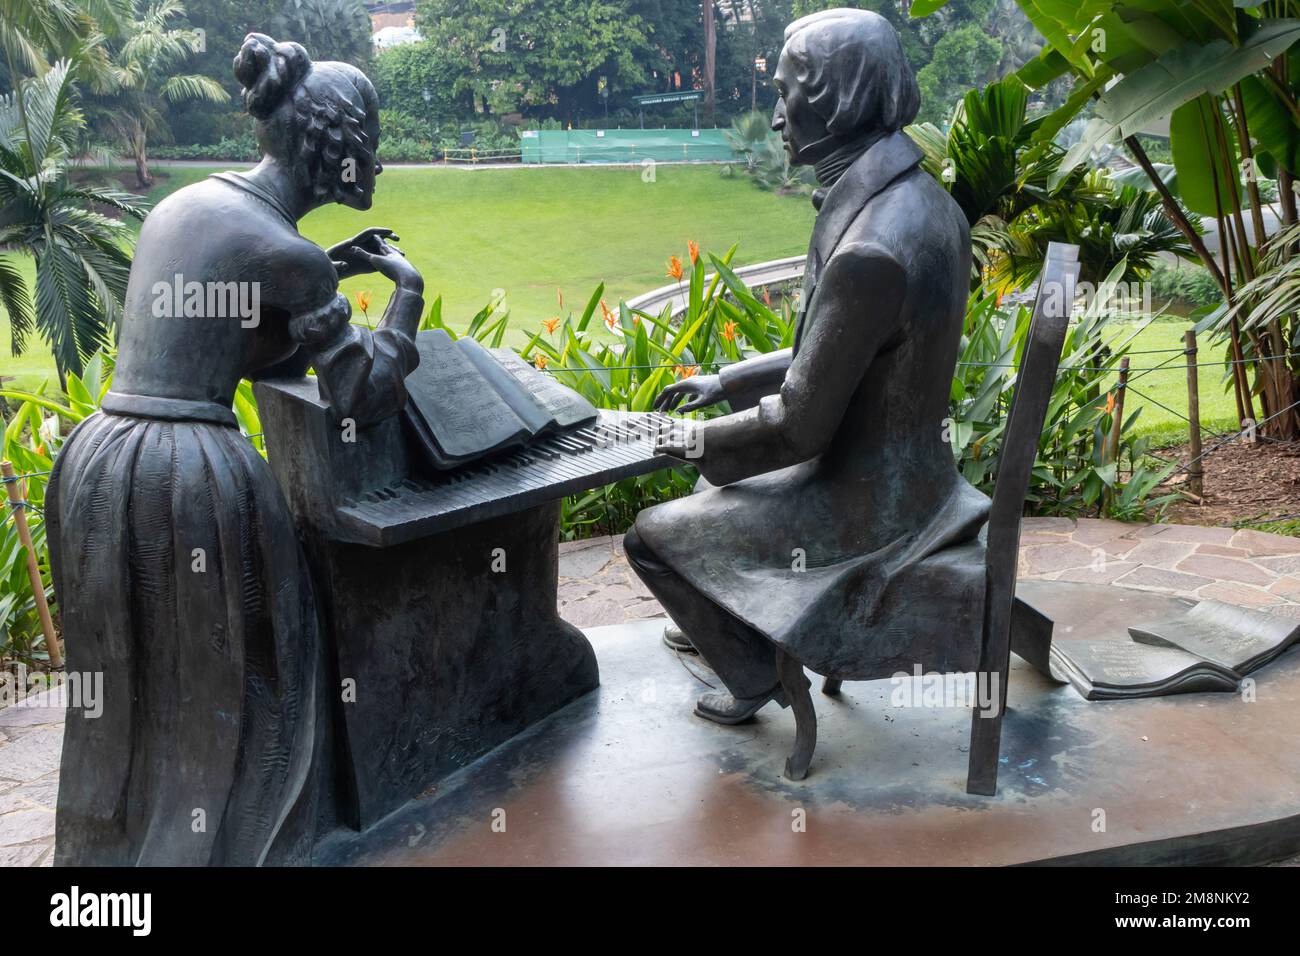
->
[0,238,1169,655]
[909,75,1196,290]
[0,353,111,663]
[0,59,147,384]
[913,0,1300,439]
[94,0,227,187]
[724,108,813,193]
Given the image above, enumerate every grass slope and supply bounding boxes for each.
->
[0,164,1246,447]
[1,164,816,390]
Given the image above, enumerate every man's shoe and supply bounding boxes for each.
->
[662,622,697,653]
[694,686,788,725]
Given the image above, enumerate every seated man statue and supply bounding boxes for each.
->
[625,8,990,723]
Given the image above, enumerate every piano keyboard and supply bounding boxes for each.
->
[335,410,682,546]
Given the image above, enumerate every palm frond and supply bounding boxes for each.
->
[0,254,36,353]
[158,74,228,105]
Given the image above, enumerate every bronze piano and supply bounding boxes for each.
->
[256,375,678,829]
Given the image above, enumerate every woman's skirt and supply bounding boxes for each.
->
[46,397,323,865]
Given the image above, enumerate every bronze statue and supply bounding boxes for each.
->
[46,35,423,865]
[626,8,990,723]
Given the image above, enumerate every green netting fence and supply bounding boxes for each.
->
[520,129,737,164]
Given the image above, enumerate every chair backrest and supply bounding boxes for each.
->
[983,243,1080,664]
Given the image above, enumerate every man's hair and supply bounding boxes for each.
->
[782,8,920,135]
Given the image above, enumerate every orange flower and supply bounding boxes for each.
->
[667,255,684,281]
[1099,391,1117,416]
[687,240,699,266]
[601,298,618,331]
[356,290,372,313]
[541,317,560,335]
[721,320,738,342]
[534,353,549,370]
[673,364,699,379]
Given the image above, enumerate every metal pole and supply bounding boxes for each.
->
[2,460,61,668]
[1185,330,1204,496]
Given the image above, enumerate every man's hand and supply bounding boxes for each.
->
[328,227,401,281]
[655,418,706,463]
[653,373,725,413]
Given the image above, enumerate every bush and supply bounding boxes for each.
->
[151,133,259,161]
[2,248,1170,658]
[424,244,1168,531]
[1149,261,1223,310]
[379,109,434,143]
[379,138,433,163]
[724,111,812,195]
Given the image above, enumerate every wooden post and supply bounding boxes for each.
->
[1108,357,1130,466]
[1185,330,1204,497]
[2,461,61,669]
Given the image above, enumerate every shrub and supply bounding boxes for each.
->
[1149,261,1223,310]
[379,138,433,163]
[2,248,1168,658]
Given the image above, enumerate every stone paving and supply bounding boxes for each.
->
[5,516,1300,866]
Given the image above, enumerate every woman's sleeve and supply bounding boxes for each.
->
[289,285,423,428]
[691,242,907,486]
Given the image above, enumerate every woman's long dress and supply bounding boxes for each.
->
[47,396,323,865]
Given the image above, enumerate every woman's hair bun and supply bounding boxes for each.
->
[233,33,312,119]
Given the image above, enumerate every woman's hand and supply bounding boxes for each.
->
[329,228,405,281]
[337,231,423,294]
[653,373,725,413]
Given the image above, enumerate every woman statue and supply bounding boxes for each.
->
[46,34,424,865]
[626,9,990,722]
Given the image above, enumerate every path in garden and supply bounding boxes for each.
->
[5,516,1300,867]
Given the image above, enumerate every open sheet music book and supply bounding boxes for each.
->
[1051,599,1300,700]
[1127,600,1300,677]
[1014,582,1300,701]
[402,329,599,470]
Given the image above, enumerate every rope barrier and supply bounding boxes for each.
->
[532,354,1288,374]
[1163,396,1300,477]
[0,470,50,482]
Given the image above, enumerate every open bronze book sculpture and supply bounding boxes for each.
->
[627,9,1080,792]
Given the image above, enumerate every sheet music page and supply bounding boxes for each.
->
[406,330,530,460]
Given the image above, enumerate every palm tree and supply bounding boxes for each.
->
[103,0,227,188]
[0,60,147,385]
[986,0,1042,80]
[0,0,130,92]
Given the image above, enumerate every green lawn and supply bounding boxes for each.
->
[0,164,1251,449]
[1,164,817,391]
[1103,320,1240,447]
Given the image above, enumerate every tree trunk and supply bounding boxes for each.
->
[703,0,716,127]
[133,124,153,190]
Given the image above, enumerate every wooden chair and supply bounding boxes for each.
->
[776,242,1082,795]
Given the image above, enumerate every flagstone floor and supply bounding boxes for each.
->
[5,517,1300,867]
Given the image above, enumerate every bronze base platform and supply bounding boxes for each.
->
[317,617,1300,866]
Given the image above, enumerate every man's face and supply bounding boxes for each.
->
[771,45,831,165]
